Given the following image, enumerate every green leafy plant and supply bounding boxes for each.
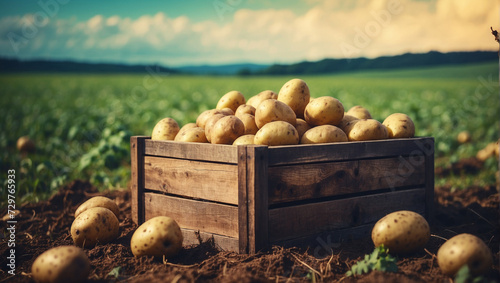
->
[454,265,492,283]
[346,245,398,277]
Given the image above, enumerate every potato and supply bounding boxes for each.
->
[204,113,226,143]
[456,131,471,144]
[254,121,299,146]
[278,78,310,119]
[383,113,415,138]
[196,109,222,129]
[338,114,359,134]
[255,99,296,128]
[239,113,259,135]
[131,216,183,258]
[17,136,35,153]
[348,119,388,141]
[210,115,245,145]
[177,123,198,137]
[295,118,311,139]
[31,246,90,283]
[174,127,208,143]
[74,196,119,219]
[246,90,277,109]
[235,104,256,118]
[304,96,344,126]
[219,107,235,116]
[71,207,120,248]
[216,90,245,112]
[476,142,498,161]
[151,118,180,141]
[300,125,347,144]
[371,210,430,254]
[437,233,493,276]
[233,134,255,145]
[346,105,372,119]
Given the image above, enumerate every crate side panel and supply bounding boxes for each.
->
[145,139,238,163]
[268,188,426,242]
[268,156,425,204]
[181,228,239,252]
[144,156,239,205]
[144,192,239,238]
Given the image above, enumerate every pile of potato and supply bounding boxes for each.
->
[151,78,416,146]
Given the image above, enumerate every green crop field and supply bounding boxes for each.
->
[0,62,498,205]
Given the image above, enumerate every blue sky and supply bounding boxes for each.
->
[0,0,498,66]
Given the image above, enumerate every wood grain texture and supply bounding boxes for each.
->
[268,156,426,204]
[144,192,239,238]
[237,146,249,253]
[181,228,239,252]
[130,136,147,224]
[145,139,238,163]
[268,188,426,242]
[144,156,239,205]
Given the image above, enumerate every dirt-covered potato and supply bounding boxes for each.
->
[437,233,493,276]
[151,118,180,141]
[304,96,344,126]
[295,118,311,139]
[371,210,430,254]
[456,131,471,144]
[31,246,90,283]
[233,134,255,145]
[71,207,120,248]
[300,125,347,144]
[131,216,183,258]
[210,115,245,145]
[254,121,299,146]
[74,196,119,219]
[277,79,310,119]
[246,90,277,109]
[174,127,208,143]
[346,105,372,120]
[235,104,256,118]
[383,113,415,138]
[255,99,296,128]
[17,136,36,153]
[216,90,246,112]
[239,113,259,135]
[348,119,388,141]
[204,113,226,143]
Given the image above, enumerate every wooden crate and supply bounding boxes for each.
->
[131,136,434,254]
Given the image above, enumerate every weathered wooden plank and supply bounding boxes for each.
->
[268,156,426,204]
[131,136,147,224]
[267,137,434,166]
[181,228,239,252]
[144,156,239,205]
[144,192,239,238]
[424,138,435,223]
[237,146,249,254]
[144,139,239,163]
[268,188,426,243]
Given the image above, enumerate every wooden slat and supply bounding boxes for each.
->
[130,136,147,224]
[424,138,435,223]
[144,139,239,163]
[144,156,239,205]
[267,137,434,166]
[144,193,239,238]
[268,188,426,242]
[237,146,249,253]
[268,156,426,204]
[181,228,239,252]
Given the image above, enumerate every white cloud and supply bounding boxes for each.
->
[0,0,497,66]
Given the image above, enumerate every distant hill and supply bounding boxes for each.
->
[175,63,268,75]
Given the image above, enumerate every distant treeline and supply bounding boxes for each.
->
[242,51,498,76]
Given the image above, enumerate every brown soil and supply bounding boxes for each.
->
[1,171,499,282]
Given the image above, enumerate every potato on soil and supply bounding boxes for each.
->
[151,118,180,141]
[301,125,347,144]
[346,105,372,119]
[476,142,499,161]
[235,104,256,118]
[204,113,226,143]
[17,136,36,153]
[216,90,245,112]
[71,207,120,248]
[278,78,310,119]
[348,119,388,141]
[31,246,90,283]
[295,118,311,139]
[371,210,430,254]
[246,90,277,109]
[383,113,415,138]
[255,99,296,128]
[174,127,207,143]
[457,131,471,144]
[239,113,259,135]
[74,196,119,219]
[131,216,183,258]
[437,233,493,276]
[210,115,245,145]
[233,134,255,145]
[304,96,344,126]
[254,121,299,146]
